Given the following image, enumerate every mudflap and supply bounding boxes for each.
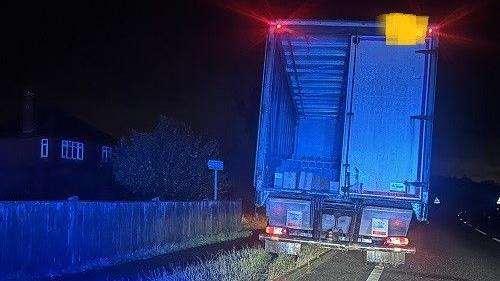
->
[265,239,301,256]
[366,250,405,266]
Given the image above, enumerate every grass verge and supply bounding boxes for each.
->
[139,245,329,281]
[13,230,252,281]
[67,230,252,274]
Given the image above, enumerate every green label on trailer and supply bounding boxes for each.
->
[390,182,406,192]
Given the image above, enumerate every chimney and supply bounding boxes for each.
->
[22,90,35,134]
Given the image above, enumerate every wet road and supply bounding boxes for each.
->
[285,214,500,281]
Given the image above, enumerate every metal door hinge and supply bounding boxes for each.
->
[405,181,427,187]
[416,49,437,55]
[410,115,433,121]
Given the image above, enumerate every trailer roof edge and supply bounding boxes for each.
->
[273,20,380,28]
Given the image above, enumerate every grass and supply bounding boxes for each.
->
[6,229,252,280]
[139,244,329,281]
[46,230,252,279]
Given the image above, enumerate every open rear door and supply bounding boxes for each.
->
[341,35,435,200]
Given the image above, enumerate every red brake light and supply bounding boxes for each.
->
[385,237,409,247]
[265,226,288,236]
[276,24,282,29]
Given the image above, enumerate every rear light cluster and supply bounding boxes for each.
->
[384,236,409,247]
[265,226,288,236]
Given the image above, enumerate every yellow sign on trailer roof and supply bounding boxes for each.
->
[380,13,429,45]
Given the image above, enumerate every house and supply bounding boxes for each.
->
[0,91,126,200]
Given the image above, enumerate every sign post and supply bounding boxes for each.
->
[207,159,224,201]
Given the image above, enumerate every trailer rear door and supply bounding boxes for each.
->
[341,36,435,200]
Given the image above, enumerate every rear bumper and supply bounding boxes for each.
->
[259,233,416,254]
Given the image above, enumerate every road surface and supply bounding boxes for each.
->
[285,213,500,281]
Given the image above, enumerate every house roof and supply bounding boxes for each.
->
[0,107,115,144]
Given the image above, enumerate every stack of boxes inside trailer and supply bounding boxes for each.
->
[274,158,340,193]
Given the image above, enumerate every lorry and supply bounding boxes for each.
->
[255,20,438,265]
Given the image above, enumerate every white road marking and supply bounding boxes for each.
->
[474,228,487,235]
[366,265,384,281]
[492,237,500,243]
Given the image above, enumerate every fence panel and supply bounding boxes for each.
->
[0,200,241,278]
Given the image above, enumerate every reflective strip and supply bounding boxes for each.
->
[474,228,487,235]
[259,233,416,254]
[366,265,384,281]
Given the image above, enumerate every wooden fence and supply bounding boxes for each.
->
[0,200,241,278]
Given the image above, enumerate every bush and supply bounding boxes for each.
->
[113,116,227,200]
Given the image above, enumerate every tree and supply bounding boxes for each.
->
[113,116,226,200]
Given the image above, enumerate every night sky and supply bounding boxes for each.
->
[1,0,499,199]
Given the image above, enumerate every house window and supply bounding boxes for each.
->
[101,146,112,162]
[40,138,49,158]
[61,140,84,160]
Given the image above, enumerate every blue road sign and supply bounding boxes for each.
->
[207,160,224,171]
